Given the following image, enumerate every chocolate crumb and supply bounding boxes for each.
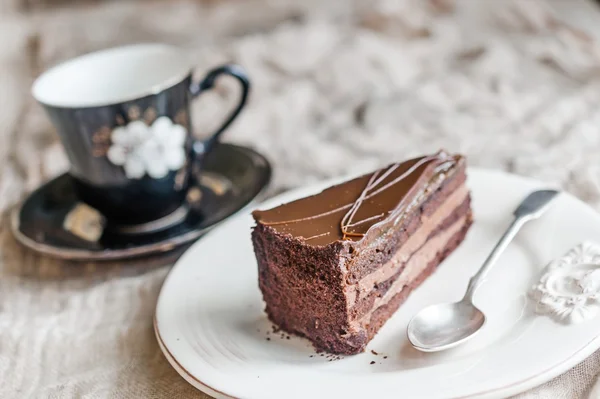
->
[310,355,314,358]
[266,338,270,341]
[371,350,378,355]
[370,361,375,365]
[383,356,388,359]
[286,336,290,340]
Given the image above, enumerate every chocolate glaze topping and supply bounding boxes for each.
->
[252,150,461,246]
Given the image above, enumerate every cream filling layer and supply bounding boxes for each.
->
[344,184,469,308]
[350,215,469,328]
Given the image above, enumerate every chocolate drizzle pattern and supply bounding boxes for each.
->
[346,213,386,229]
[304,231,331,242]
[338,155,443,240]
[253,151,459,246]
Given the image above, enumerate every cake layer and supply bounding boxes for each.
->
[366,218,472,341]
[251,150,473,355]
[349,197,470,323]
[356,214,470,327]
[255,212,472,354]
[348,183,470,309]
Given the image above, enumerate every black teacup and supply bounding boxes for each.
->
[32,44,249,229]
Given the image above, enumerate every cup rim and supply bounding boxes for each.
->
[32,43,192,109]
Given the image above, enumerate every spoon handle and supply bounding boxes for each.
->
[464,189,559,301]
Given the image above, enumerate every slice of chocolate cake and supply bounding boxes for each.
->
[251,150,473,355]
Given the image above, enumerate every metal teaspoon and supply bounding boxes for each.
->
[407,189,560,352]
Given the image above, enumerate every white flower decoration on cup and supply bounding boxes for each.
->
[107,116,187,179]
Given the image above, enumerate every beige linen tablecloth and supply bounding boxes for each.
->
[4,0,600,397]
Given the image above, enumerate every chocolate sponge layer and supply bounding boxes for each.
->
[251,152,473,354]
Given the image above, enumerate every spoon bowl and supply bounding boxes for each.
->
[407,301,486,352]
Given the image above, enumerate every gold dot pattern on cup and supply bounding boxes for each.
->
[128,106,141,120]
[144,107,157,125]
[92,146,110,157]
[91,126,111,143]
[174,109,189,130]
[187,187,202,204]
[174,166,187,190]
[91,126,112,157]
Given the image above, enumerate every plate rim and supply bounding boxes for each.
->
[155,167,600,399]
[154,317,236,399]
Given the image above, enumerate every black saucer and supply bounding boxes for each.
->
[11,144,271,261]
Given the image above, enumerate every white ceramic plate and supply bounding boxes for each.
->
[155,168,600,399]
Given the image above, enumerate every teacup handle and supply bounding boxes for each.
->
[189,64,250,159]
